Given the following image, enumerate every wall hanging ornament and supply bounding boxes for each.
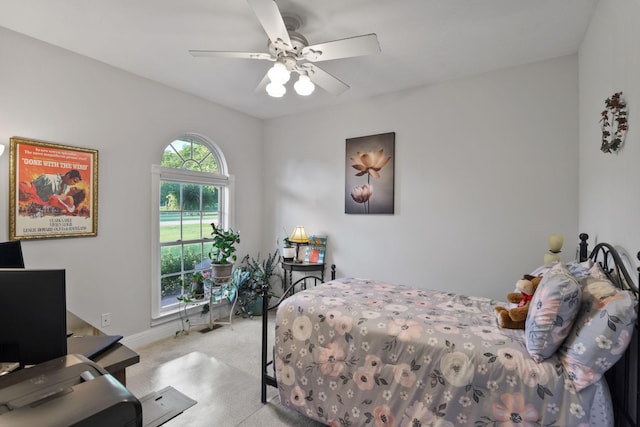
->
[600,91,629,154]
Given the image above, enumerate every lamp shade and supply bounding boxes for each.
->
[0,144,4,157]
[294,74,315,96]
[266,82,286,97]
[267,62,290,85]
[289,226,309,244]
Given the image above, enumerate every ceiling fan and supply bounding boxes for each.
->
[189,0,381,97]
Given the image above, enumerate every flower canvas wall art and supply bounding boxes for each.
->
[345,132,395,214]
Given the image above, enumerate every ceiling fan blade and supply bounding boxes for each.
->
[189,50,273,61]
[304,63,350,95]
[302,34,380,62]
[254,72,270,93]
[246,0,291,50]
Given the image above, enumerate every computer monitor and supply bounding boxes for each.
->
[0,241,25,268]
[0,269,67,367]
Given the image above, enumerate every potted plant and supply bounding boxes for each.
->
[281,236,296,261]
[227,267,250,303]
[175,271,211,335]
[188,271,207,300]
[208,222,240,284]
[237,249,282,317]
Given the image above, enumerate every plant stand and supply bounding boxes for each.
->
[176,286,237,335]
[210,288,239,327]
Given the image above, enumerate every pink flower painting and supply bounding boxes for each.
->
[345,132,395,214]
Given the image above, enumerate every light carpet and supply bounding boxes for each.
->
[140,386,197,427]
[126,315,325,426]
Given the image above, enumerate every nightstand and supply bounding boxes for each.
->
[281,261,325,293]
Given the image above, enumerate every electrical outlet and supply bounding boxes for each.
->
[101,313,111,328]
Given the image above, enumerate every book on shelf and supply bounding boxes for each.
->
[304,235,327,264]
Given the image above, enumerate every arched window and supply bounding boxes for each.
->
[151,134,233,320]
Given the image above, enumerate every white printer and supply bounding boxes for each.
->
[0,354,141,427]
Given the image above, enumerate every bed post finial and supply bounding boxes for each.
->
[578,233,589,262]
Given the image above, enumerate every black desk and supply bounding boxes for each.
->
[282,262,325,293]
[66,311,139,386]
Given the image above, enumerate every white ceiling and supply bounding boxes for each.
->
[0,0,598,119]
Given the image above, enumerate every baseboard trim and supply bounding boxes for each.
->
[121,302,231,349]
[121,319,181,349]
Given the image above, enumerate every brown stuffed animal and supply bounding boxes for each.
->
[494,274,542,329]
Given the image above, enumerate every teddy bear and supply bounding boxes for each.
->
[494,274,542,329]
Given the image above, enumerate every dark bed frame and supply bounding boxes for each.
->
[260,264,336,403]
[260,234,639,426]
[578,233,640,427]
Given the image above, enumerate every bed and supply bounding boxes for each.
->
[260,233,639,426]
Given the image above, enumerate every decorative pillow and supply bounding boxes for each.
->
[525,262,581,362]
[558,266,638,391]
[529,262,556,277]
[565,259,594,279]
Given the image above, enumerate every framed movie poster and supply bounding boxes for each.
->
[9,137,98,240]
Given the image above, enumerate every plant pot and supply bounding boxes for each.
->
[247,295,271,317]
[211,263,233,284]
[282,247,296,262]
[190,280,206,300]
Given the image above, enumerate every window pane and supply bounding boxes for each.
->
[161,275,181,308]
[202,185,218,211]
[161,245,182,275]
[160,181,181,243]
[200,156,218,173]
[160,211,180,243]
[161,138,220,173]
[183,243,203,272]
[192,142,208,162]
[182,184,200,211]
[161,149,182,169]
[202,213,218,239]
[182,212,202,241]
[160,181,181,210]
[183,159,201,172]
[162,140,191,168]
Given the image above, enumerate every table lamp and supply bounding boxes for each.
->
[289,226,309,263]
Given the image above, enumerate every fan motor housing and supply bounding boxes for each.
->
[268,30,308,59]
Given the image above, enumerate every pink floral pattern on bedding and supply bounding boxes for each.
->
[274,278,599,427]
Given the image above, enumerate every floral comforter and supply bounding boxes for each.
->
[274,278,600,427]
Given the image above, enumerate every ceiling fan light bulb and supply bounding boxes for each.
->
[294,74,315,96]
[268,62,290,84]
[266,82,286,98]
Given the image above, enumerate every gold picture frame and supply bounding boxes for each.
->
[9,137,98,240]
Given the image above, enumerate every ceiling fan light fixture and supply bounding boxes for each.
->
[267,61,290,85]
[294,74,315,96]
[266,82,286,97]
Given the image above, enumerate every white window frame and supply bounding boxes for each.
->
[150,134,234,322]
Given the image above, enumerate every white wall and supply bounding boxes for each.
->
[578,0,640,257]
[263,55,579,300]
[0,27,264,337]
[0,23,589,343]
